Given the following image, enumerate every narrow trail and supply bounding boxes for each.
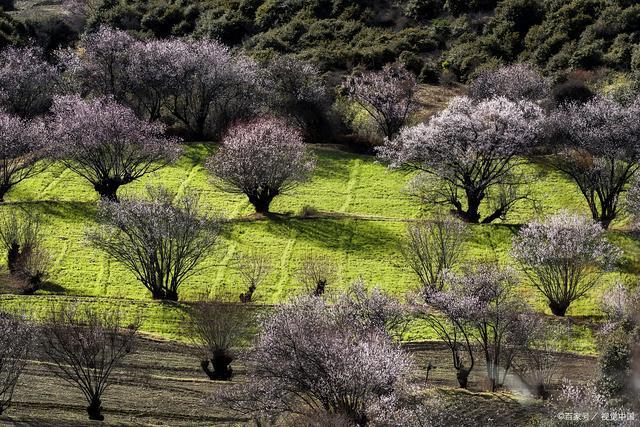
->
[274,227,298,301]
[40,167,70,198]
[339,158,361,213]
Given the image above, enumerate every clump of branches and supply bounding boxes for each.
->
[0,313,33,416]
[184,298,252,381]
[88,187,222,301]
[0,211,50,294]
[233,251,271,303]
[40,305,140,421]
[512,316,571,399]
[401,216,468,294]
[296,255,337,297]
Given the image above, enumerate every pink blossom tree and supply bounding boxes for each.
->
[512,211,620,316]
[213,285,412,425]
[469,64,549,102]
[206,117,315,214]
[379,96,543,223]
[0,45,59,117]
[51,95,181,201]
[159,38,258,139]
[0,313,33,416]
[0,113,47,202]
[57,26,134,101]
[547,96,640,229]
[344,63,418,140]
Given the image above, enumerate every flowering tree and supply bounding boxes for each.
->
[0,313,33,416]
[213,284,412,425]
[206,117,315,214]
[184,298,251,380]
[469,64,549,102]
[87,188,221,301]
[512,211,619,316]
[0,113,47,202]
[379,96,543,223]
[547,96,640,229]
[0,46,59,117]
[160,38,258,139]
[401,216,468,293]
[58,26,134,101]
[263,56,331,141]
[51,95,181,201]
[41,305,139,421]
[344,63,418,140]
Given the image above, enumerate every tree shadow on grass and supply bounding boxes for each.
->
[1,200,98,225]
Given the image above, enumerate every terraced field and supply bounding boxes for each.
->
[1,145,638,350]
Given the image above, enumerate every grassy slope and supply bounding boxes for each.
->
[1,145,638,351]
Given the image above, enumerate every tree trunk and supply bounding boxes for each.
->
[457,367,471,388]
[201,350,234,380]
[87,396,104,421]
[0,184,9,203]
[549,300,569,317]
[7,242,20,274]
[462,193,482,223]
[535,383,550,400]
[314,280,327,296]
[150,288,178,301]
[94,181,120,202]
[247,192,277,214]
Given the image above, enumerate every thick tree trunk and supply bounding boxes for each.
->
[314,279,327,296]
[94,181,121,202]
[87,396,104,421]
[201,350,234,380]
[461,192,483,223]
[247,191,277,214]
[457,367,471,388]
[150,288,179,301]
[7,242,20,274]
[549,300,569,317]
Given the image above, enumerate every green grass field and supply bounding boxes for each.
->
[0,145,637,352]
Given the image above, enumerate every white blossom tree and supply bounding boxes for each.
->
[344,63,418,140]
[512,211,620,316]
[206,117,315,214]
[379,96,543,223]
[0,313,33,416]
[469,64,549,102]
[547,96,640,229]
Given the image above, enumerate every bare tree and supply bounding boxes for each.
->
[184,299,251,380]
[344,63,418,140]
[0,313,33,416]
[401,216,467,294]
[206,117,315,214]
[40,305,139,421]
[296,255,337,296]
[0,210,50,293]
[512,211,620,316]
[233,251,271,303]
[513,316,570,399]
[87,188,221,301]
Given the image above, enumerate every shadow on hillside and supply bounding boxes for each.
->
[310,150,353,182]
[3,200,98,224]
[264,217,402,253]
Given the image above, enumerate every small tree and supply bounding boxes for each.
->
[296,255,337,296]
[233,251,271,303]
[87,188,221,301]
[184,299,251,381]
[40,305,139,421]
[344,63,418,140]
[512,317,570,399]
[51,95,181,201]
[512,211,619,316]
[0,211,50,293]
[206,117,315,214]
[379,96,543,223]
[0,113,47,202]
[0,313,33,416]
[469,64,549,102]
[547,96,640,229]
[401,216,467,293]
[0,45,59,117]
[214,284,412,426]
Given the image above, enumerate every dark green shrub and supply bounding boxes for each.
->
[404,0,444,21]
